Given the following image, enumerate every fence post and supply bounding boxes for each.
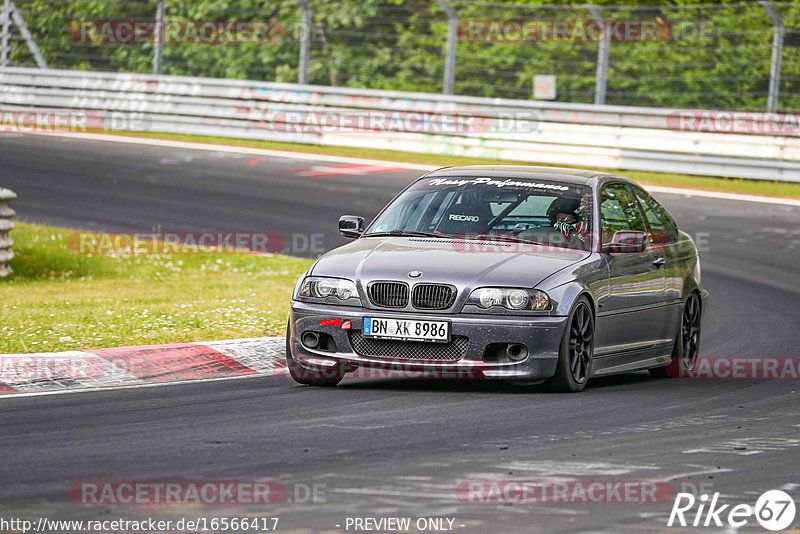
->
[8,1,46,68]
[296,0,311,85]
[153,0,165,74]
[759,0,784,112]
[0,188,16,277]
[1,0,10,68]
[584,4,608,106]
[435,0,457,95]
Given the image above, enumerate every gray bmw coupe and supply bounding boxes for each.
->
[287,166,707,392]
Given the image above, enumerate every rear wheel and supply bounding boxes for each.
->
[649,292,701,378]
[545,297,594,392]
[286,322,344,386]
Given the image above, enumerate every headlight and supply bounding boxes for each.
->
[478,288,503,308]
[466,288,551,311]
[297,277,360,304]
[506,289,529,310]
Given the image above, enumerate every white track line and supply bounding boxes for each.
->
[31,131,800,207]
[0,372,272,399]
[37,131,436,170]
[645,185,800,207]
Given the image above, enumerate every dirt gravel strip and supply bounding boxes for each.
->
[0,337,286,396]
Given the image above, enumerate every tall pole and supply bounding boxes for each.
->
[435,0,457,95]
[9,1,47,68]
[1,0,10,68]
[585,4,608,106]
[296,0,311,85]
[759,0,784,112]
[153,0,165,74]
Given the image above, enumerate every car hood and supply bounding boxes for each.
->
[310,236,589,289]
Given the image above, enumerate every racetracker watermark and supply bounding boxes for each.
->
[448,231,711,254]
[69,482,292,505]
[69,20,285,44]
[668,111,800,135]
[0,109,540,135]
[456,481,674,504]
[247,110,540,134]
[67,232,325,256]
[282,360,484,380]
[450,233,592,254]
[670,357,800,379]
[459,19,673,42]
[0,356,103,381]
[0,110,150,133]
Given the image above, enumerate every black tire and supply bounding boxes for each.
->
[545,297,594,392]
[285,322,344,387]
[649,292,701,379]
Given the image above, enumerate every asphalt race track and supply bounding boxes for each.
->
[1,134,799,533]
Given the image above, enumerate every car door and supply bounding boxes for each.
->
[630,185,686,349]
[595,182,668,359]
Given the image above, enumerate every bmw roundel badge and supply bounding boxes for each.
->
[408,270,423,278]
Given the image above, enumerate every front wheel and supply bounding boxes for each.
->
[286,322,344,387]
[649,292,701,378]
[545,297,594,392]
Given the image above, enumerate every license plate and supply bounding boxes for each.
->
[362,317,450,342]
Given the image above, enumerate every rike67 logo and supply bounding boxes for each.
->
[668,490,796,531]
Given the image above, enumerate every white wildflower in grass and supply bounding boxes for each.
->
[2,223,312,353]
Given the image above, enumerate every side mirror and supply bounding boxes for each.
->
[338,215,365,238]
[602,230,648,253]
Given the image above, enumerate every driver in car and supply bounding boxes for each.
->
[547,197,589,244]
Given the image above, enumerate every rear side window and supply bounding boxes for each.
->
[631,187,679,243]
[599,183,645,244]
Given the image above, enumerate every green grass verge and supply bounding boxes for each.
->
[116,130,800,200]
[0,222,312,354]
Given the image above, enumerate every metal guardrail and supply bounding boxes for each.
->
[0,187,16,277]
[1,67,799,182]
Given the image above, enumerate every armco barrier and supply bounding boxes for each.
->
[0,188,16,277]
[1,67,799,182]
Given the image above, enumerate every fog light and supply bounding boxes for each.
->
[506,343,528,361]
[302,331,321,349]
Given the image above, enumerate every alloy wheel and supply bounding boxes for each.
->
[569,302,594,383]
[681,293,701,371]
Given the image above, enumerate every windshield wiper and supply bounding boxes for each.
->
[364,229,450,239]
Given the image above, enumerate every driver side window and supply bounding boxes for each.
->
[600,183,645,244]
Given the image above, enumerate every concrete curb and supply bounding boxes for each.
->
[0,337,286,396]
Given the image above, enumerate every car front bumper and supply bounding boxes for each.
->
[288,301,568,381]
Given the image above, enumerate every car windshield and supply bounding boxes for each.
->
[365,176,594,251]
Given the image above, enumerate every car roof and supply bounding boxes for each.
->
[422,165,612,185]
